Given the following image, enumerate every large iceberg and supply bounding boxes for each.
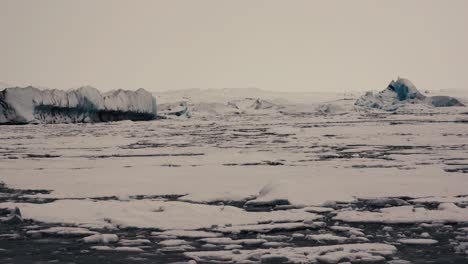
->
[355,78,465,111]
[0,86,157,124]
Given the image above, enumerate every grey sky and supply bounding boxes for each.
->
[1,0,467,92]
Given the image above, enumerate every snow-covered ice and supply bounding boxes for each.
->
[185,243,397,263]
[334,203,468,224]
[82,233,119,244]
[1,87,467,263]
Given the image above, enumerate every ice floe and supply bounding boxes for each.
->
[334,203,468,224]
[26,226,97,237]
[185,243,397,263]
[151,230,222,238]
[82,233,119,244]
[0,200,318,230]
[397,238,438,245]
[91,246,144,252]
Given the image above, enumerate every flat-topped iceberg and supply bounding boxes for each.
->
[0,86,157,124]
[355,78,465,111]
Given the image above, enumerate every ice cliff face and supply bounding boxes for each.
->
[355,78,464,111]
[0,86,157,124]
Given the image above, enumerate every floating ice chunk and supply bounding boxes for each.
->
[4,199,316,230]
[27,226,97,237]
[185,243,397,263]
[383,226,394,232]
[334,204,468,224]
[397,238,438,245]
[292,233,305,239]
[118,239,151,246]
[157,101,191,118]
[152,230,222,238]
[257,234,289,241]
[306,233,348,242]
[214,222,320,234]
[454,242,468,254]
[317,251,385,264]
[90,246,113,251]
[330,226,365,236]
[199,237,266,246]
[82,233,119,244]
[438,202,462,211]
[262,241,291,247]
[159,245,195,252]
[113,246,145,252]
[388,260,412,264]
[159,239,189,247]
[410,196,468,204]
[427,96,465,107]
[304,206,334,213]
[199,237,234,245]
[224,244,242,250]
[0,233,21,240]
[420,232,431,238]
[90,245,144,252]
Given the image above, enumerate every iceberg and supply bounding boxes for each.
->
[355,78,464,110]
[157,101,191,118]
[0,86,157,124]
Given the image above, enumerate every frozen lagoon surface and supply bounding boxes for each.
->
[1,90,468,263]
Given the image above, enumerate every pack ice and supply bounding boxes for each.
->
[355,77,465,111]
[0,86,157,124]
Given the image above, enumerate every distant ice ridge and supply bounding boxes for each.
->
[0,86,157,124]
[355,77,465,111]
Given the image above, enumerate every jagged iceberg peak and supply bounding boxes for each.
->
[385,78,425,101]
[0,86,157,124]
[355,77,464,111]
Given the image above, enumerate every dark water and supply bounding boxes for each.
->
[1,186,467,264]
[1,215,467,264]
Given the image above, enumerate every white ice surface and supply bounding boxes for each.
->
[334,203,468,224]
[185,243,397,264]
[83,233,119,244]
[0,200,318,230]
[26,227,97,237]
[0,92,467,232]
[152,230,222,238]
[306,234,348,243]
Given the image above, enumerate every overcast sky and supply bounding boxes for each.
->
[1,0,467,92]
